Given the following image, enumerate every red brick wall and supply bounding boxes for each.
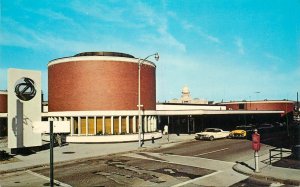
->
[48,60,156,111]
[0,94,7,113]
[226,102,294,114]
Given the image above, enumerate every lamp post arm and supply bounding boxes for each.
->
[138,53,159,65]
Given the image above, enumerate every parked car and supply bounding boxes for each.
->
[257,123,275,133]
[229,125,254,139]
[195,128,230,141]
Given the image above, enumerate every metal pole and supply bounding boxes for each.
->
[297,92,299,110]
[167,116,170,142]
[137,53,159,148]
[50,121,54,187]
[286,100,289,137]
[254,151,260,172]
[187,115,190,134]
[138,62,142,147]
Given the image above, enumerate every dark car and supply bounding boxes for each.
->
[257,123,274,133]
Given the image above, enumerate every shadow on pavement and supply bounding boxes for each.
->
[272,155,300,170]
[235,161,254,171]
[0,150,14,161]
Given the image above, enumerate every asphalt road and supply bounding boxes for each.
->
[0,136,288,186]
[153,138,272,162]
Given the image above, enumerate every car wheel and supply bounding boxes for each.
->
[209,136,214,141]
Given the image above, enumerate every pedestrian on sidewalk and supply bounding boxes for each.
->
[56,133,62,147]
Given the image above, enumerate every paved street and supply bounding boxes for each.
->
[153,138,272,162]
[0,136,291,186]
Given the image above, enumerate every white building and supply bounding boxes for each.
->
[168,86,208,104]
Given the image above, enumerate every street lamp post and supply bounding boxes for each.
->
[254,91,261,101]
[138,53,159,147]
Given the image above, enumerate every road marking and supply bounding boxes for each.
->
[25,170,72,187]
[194,148,229,157]
[171,170,223,187]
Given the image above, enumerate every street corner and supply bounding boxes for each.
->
[232,162,300,186]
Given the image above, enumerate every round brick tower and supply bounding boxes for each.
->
[48,52,156,112]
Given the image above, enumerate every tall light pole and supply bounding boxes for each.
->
[254,91,261,101]
[138,53,159,147]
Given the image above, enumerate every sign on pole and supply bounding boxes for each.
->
[33,121,70,133]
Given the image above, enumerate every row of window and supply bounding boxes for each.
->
[47,116,157,135]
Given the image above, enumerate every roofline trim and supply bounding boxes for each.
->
[219,100,295,104]
[48,56,156,68]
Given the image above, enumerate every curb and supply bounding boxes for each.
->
[0,137,194,175]
[232,163,300,186]
[0,148,141,175]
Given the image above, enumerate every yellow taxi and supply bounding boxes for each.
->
[229,125,254,139]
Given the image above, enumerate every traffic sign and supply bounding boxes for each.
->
[33,121,70,133]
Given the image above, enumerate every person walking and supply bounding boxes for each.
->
[56,133,62,147]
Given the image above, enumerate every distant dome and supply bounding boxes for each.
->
[182,86,190,94]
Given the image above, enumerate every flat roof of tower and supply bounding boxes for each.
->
[49,51,134,63]
[48,51,156,67]
[74,52,135,58]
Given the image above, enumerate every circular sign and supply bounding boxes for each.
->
[14,77,37,101]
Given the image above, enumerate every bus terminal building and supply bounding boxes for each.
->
[0,52,295,144]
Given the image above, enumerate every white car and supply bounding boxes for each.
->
[195,128,230,141]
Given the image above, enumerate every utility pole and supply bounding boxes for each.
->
[297,92,299,113]
[50,121,54,187]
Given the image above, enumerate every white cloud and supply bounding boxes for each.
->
[157,25,186,52]
[264,52,283,62]
[205,34,221,44]
[156,52,297,102]
[36,9,74,22]
[234,37,245,55]
[0,31,34,48]
[191,26,221,44]
[0,18,40,48]
[70,1,126,23]
[22,6,76,25]
[0,17,123,54]
[168,14,221,44]
[181,20,193,30]
[193,27,221,44]
[135,3,186,52]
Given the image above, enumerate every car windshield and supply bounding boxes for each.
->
[204,128,219,132]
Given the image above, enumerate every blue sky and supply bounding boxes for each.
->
[0,0,299,102]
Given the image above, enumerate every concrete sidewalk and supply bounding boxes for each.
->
[0,134,194,174]
[233,150,300,186]
[2,134,300,186]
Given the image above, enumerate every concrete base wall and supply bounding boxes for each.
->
[43,132,162,143]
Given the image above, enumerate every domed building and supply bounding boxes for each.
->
[169,86,208,104]
[45,52,160,142]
